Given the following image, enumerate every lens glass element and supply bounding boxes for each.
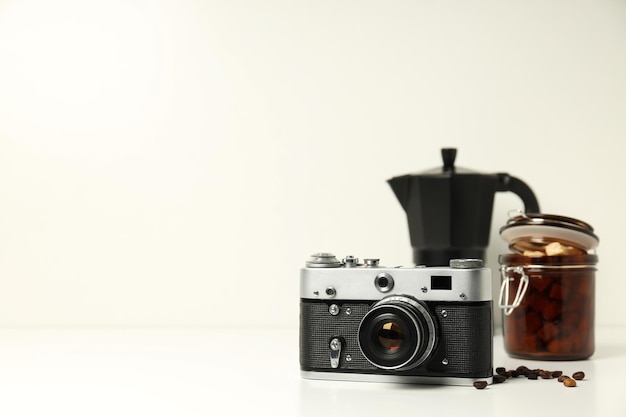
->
[377,321,404,352]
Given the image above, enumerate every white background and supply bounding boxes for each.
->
[0,0,624,328]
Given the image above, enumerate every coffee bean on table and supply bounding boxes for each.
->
[473,381,488,389]
[540,371,552,379]
[573,371,585,380]
[563,378,577,387]
[493,375,507,384]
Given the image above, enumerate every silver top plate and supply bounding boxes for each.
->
[300,265,492,302]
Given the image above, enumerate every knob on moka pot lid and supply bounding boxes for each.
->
[499,212,599,255]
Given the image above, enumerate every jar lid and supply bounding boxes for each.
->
[500,212,599,255]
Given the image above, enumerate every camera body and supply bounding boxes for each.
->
[300,253,493,386]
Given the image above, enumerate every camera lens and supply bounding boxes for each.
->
[358,296,436,371]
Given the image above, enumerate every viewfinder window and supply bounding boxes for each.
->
[431,275,452,290]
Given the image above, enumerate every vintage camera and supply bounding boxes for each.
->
[300,253,493,386]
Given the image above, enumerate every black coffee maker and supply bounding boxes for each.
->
[388,148,540,266]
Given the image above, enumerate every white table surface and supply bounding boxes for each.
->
[0,325,624,417]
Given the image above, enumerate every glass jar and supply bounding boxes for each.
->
[498,212,599,360]
[499,254,597,360]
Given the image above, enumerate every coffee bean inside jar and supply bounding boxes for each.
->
[499,213,599,360]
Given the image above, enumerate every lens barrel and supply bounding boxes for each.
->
[358,296,436,371]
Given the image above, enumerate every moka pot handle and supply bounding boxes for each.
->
[496,174,540,213]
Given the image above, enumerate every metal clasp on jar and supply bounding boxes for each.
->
[498,266,530,316]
